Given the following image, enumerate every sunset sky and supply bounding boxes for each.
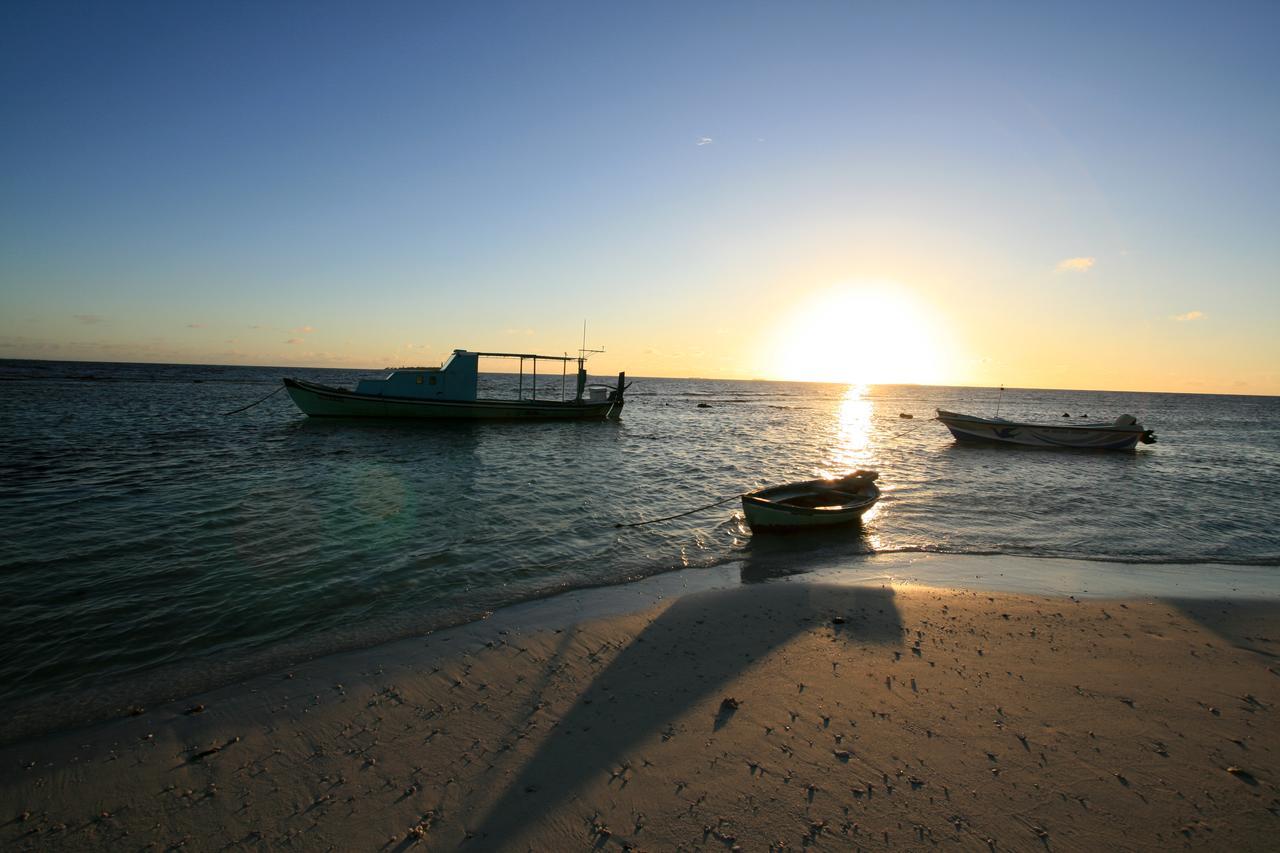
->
[2,2,1277,393]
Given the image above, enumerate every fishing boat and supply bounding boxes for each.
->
[741,470,880,532]
[936,409,1156,450]
[283,349,627,420]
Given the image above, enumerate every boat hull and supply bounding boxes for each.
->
[283,377,621,420]
[936,410,1146,450]
[742,474,879,533]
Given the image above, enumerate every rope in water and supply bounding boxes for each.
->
[885,419,927,441]
[222,384,285,416]
[614,493,743,528]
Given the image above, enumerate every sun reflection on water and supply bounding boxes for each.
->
[819,383,874,478]
[817,383,889,551]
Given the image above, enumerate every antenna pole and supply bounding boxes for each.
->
[995,384,1005,418]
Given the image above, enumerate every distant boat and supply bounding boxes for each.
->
[284,349,627,420]
[936,409,1156,450]
[741,471,880,532]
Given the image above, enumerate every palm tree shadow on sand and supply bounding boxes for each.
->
[466,580,902,846]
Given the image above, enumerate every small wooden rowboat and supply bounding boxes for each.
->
[741,470,880,532]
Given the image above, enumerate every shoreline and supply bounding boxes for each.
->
[2,552,1277,748]
[2,554,1278,850]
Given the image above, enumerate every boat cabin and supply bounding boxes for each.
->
[353,349,603,403]
[356,350,480,401]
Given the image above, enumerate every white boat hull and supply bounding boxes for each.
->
[936,409,1153,450]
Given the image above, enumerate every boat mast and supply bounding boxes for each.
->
[578,320,586,399]
[576,320,605,403]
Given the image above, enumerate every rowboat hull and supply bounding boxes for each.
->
[283,377,621,420]
[742,472,880,533]
[936,409,1152,450]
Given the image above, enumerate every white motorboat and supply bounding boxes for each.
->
[936,409,1156,450]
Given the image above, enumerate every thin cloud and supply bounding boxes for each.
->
[294,325,316,334]
[1173,310,1206,322]
[74,314,104,325]
[696,137,713,146]
[1055,257,1096,273]
[284,338,303,345]
[186,323,203,328]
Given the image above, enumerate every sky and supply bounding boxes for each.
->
[2,1,1278,393]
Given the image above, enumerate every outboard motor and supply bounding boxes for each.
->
[605,372,629,420]
[1113,413,1156,444]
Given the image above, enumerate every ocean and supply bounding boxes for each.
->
[2,358,1278,741]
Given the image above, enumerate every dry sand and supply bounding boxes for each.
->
[2,571,1278,851]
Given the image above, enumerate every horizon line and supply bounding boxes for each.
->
[1,355,1274,399]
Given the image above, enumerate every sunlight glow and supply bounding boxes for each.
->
[767,282,943,385]
[818,383,873,479]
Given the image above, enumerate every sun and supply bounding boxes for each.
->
[768,282,943,385]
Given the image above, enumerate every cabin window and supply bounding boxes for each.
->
[416,374,424,384]
[429,376,437,385]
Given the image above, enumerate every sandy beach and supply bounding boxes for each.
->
[2,556,1278,851]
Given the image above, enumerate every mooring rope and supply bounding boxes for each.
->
[615,493,744,528]
[222,384,285,416]
[885,419,927,441]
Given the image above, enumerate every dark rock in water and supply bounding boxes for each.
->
[1062,412,1070,418]
[720,696,741,710]
[832,615,846,624]
[697,403,712,408]
[183,703,206,715]
[899,413,913,418]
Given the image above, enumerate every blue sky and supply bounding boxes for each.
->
[2,1,1278,392]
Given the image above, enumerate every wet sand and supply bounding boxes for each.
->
[2,567,1278,850]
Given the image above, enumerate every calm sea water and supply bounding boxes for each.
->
[2,358,1278,738]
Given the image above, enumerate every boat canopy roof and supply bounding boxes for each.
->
[387,349,585,372]
[461,349,579,362]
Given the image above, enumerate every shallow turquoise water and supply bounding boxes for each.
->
[1,358,1278,737]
